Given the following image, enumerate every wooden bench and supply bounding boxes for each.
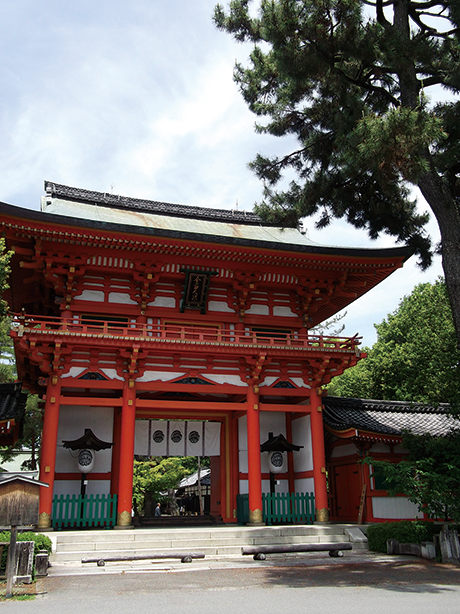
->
[242,542,353,560]
[81,551,206,566]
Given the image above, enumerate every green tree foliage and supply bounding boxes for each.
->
[0,395,43,471]
[366,430,460,522]
[132,457,195,516]
[328,278,460,404]
[0,238,12,317]
[214,1,460,346]
[0,317,16,384]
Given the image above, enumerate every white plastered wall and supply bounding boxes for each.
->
[54,405,114,497]
[372,497,423,519]
[291,414,314,495]
[238,411,313,495]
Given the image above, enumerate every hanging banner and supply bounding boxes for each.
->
[134,420,150,456]
[135,420,221,456]
[168,421,185,457]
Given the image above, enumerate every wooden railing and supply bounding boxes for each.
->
[52,494,118,529]
[11,313,361,353]
[237,492,315,525]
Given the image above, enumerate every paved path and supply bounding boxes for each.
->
[2,552,460,613]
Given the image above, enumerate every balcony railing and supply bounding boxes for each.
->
[11,313,362,354]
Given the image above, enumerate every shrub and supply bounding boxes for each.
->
[367,521,438,553]
[0,531,52,574]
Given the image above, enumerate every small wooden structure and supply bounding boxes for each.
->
[0,475,48,597]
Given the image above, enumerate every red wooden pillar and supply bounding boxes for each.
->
[247,384,263,524]
[38,375,61,530]
[116,380,136,528]
[310,388,329,522]
[110,407,122,495]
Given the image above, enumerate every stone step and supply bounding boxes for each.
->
[52,525,347,545]
[54,532,349,553]
[47,524,366,564]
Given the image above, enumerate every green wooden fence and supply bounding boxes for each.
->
[52,494,118,529]
[237,492,315,525]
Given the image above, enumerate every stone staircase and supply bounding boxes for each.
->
[47,524,368,565]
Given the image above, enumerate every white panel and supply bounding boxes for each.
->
[137,371,185,383]
[290,378,310,388]
[61,367,86,379]
[134,420,149,456]
[273,306,297,317]
[56,406,114,474]
[294,477,315,494]
[246,304,270,315]
[108,292,137,305]
[372,497,423,519]
[239,450,248,473]
[330,444,358,458]
[208,300,233,313]
[53,480,110,498]
[74,290,105,302]
[86,480,110,496]
[259,376,278,387]
[204,422,221,456]
[168,421,185,456]
[261,479,271,494]
[292,415,313,473]
[100,368,124,381]
[270,479,289,494]
[53,481,80,497]
[260,412,286,441]
[204,374,245,386]
[239,479,249,495]
[148,296,176,308]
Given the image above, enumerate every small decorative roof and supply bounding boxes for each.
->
[62,428,113,451]
[260,432,303,452]
[323,396,459,439]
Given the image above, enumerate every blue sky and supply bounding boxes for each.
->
[0,0,443,346]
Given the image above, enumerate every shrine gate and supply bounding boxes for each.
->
[0,181,411,529]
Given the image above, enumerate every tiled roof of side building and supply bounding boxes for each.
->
[322,396,459,438]
[0,382,28,422]
[44,180,268,226]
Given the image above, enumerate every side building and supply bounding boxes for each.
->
[0,181,411,529]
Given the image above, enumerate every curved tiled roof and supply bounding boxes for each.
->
[323,396,459,438]
[44,180,266,226]
[0,382,27,423]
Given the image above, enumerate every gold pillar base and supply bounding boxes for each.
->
[247,508,265,525]
[115,510,134,529]
[37,512,52,531]
[315,507,329,523]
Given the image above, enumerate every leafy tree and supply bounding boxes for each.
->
[366,430,460,522]
[0,238,43,471]
[214,1,460,346]
[0,238,12,317]
[0,317,16,384]
[328,278,460,404]
[0,395,43,471]
[132,457,194,516]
